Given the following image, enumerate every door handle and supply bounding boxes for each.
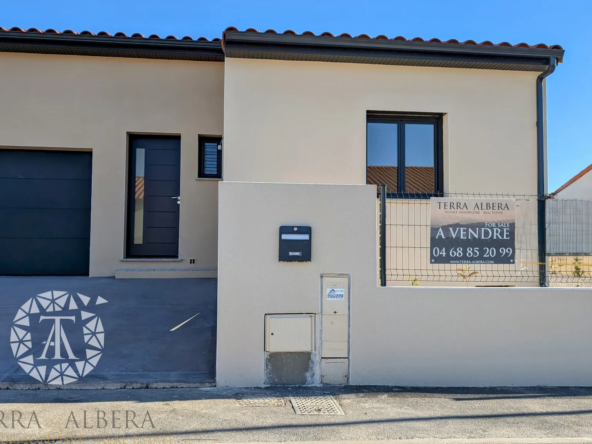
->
[171,196,181,204]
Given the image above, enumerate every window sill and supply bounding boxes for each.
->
[120,258,183,262]
[195,177,222,181]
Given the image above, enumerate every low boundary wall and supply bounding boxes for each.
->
[217,182,592,387]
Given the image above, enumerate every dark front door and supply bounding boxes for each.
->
[0,149,92,275]
[127,136,180,258]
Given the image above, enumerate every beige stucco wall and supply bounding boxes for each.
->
[223,58,539,194]
[218,181,592,387]
[0,52,224,277]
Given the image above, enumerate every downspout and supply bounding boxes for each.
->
[536,57,558,287]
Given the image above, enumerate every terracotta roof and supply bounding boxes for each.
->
[0,26,221,42]
[367,166,435,193]
[552,164,592,196]
[0,26,562,54]
[223,27,564,62]
[0,26,564,67]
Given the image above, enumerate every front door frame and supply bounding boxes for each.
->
[125,135,181,258]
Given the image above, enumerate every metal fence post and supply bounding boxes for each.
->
[538,195,548,287]
[380,185,387,287]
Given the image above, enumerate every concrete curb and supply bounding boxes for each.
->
[222,440,592,444]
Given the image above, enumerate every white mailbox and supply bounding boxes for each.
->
[265,314,315,352]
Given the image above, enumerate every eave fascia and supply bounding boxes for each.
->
[0,32,224,62]
[224,31,564,72]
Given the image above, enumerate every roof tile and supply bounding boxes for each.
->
[0,26,215,42]
[0,25,564,58]
[221,27,564,62]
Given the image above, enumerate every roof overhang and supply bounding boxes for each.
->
[223,31,564,72]
[0,31,224,62]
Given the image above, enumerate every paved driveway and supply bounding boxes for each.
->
[0,277,217,387]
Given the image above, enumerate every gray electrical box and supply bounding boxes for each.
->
[279,226,311,262]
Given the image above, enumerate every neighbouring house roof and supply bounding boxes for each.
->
[367,166,435,194]
[135,177,144,200]
[552,164,592,196]
[0,26,564,70]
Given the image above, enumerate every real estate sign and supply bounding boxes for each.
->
[430,198,515,264]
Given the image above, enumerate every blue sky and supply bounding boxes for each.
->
[3,0,590,191]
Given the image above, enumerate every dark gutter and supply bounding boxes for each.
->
[380,185,387,287]
[536,57,558,287]
[224,31,565,72]
[0,32,224,62]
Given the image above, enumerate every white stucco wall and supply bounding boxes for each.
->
[217,181,592,387]
[223,58,539,194]
[0,53,224,276]
[555,168,592,200]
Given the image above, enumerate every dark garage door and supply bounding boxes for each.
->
[0,150,92,275]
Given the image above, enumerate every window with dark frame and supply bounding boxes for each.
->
[366,112,443,197]
[198,136,222,179]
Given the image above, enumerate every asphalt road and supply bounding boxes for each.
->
[1,386,592,443]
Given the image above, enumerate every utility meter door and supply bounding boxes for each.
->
[322,276,349,315]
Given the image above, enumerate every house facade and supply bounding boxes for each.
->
[5,27,592,389]
[0,26,563,278]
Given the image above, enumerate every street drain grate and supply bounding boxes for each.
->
[290,396,345,415]
[237,396,286,407]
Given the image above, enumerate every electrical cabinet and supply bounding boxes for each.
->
[321,358,349,385]
[322,276,349,315]
[265,314,315,352]
[321,275,350,381]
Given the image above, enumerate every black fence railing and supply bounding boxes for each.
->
[377,191,592,287]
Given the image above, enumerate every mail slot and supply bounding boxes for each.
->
[279,226,311,262]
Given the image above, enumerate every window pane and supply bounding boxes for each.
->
[133,148,145,244]
[203,142,219,176]
[367,122,398,192]
[405,124,435,193]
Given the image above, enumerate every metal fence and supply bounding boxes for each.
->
[378,189,592,287]
[546,198,592,255]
